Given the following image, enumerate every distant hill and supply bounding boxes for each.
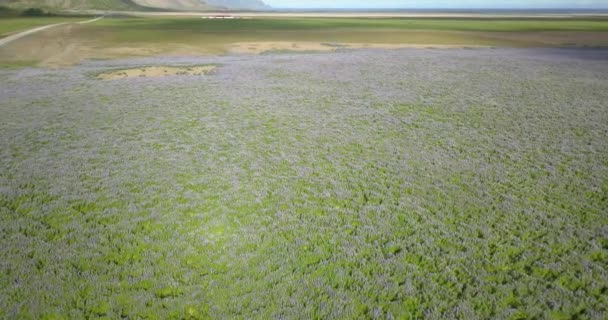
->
[205,0,269,10]
[0,0,270,11]
[0,0,149,11]
[131,0,210,11]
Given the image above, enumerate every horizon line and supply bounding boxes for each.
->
[266,7,608,10]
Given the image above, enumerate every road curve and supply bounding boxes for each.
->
[77,15,104,24]
[0,16,103,48]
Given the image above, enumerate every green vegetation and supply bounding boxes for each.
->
[1,16,607,67]
[21,7,48,16]
[95,16,608,33]
[87,17,484,45]
[0,48,607,318]
[0,17,85,36]
[0,0,261,11]
[0,5,18,16]
[0,0,149,11]
[0,60,36,68]
[70,16,608,51]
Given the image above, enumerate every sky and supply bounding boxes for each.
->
[263,0,608,9]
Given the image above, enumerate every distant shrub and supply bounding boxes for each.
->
[0,5,18,16]
[21,8,46,17]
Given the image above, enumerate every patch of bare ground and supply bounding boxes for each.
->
[227,41,491,54]
[96,65,216,80]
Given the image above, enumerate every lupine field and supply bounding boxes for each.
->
[1,48,608,319]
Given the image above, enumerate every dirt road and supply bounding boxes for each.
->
[0,16,103,48]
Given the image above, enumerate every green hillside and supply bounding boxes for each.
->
[0,0,150,11]
[0,0,269,11]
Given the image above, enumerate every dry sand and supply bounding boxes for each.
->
[228,41,491,54]
[96,65,217,80]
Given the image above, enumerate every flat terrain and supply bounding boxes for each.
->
[116,10,608,19]
[1,48,607,319]
[0,16,607,66]
[0,16,88,36]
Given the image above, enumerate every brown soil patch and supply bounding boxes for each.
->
[228,41,491,54]
[96,65,216,80]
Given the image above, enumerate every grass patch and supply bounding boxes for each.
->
[92,16,608,33]
[1,16,607,67]
[0,16,86,36]
[78,16,608,51]
[0,60,37,68]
